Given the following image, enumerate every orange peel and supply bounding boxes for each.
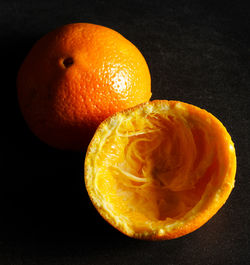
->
[84,100,236,239]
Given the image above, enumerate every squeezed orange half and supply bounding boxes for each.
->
[84,100,236,240]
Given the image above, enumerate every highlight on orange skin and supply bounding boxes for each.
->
[84,100,236,240]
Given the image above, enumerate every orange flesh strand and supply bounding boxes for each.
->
[95,111,218,224]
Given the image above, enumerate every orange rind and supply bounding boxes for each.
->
[84,100,236,239]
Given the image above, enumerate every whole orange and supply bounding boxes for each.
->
[17,23,151,149]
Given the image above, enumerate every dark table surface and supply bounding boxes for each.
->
[1,0,250,264]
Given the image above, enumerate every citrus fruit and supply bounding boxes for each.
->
[84,100,236,240]
[17,23,151,149]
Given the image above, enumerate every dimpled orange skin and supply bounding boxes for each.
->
[17,23,151,149]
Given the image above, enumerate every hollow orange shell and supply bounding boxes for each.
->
[84,100,236,240]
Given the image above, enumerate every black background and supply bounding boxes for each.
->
[1,0,250,264]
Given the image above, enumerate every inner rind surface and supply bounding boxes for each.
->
[95,108,219,225]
